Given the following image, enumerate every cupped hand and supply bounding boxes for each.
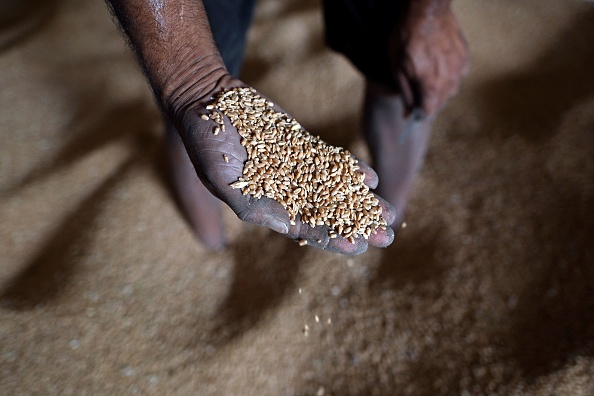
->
[176,76,396,255]
[391,3,469,117]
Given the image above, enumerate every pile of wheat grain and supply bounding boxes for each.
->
[204,87,386,243]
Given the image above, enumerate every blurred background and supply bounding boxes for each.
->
[0,0,593,394]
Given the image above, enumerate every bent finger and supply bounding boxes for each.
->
[355,159,378,189]
[325,234,368,256]
[286,217,369,255]
[374,194,397,226]
[367,225,394,248]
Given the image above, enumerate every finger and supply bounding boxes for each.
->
[420,70,442,115]
[374,194,397,226]
[365,194,396,247]
[445,47,466,88]
[234,196,291,235]
[367,225,394,248]
[285,216,369,255]
[454,43,470,77]
[285,218,329,248]
[423,87,440,116]
[452,33,470,77]
[355,159,378,189]
[397,71,416,113]
[325,234,368,256]
[445,77,460,102]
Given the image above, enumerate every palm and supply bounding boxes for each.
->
[177,79,396,255]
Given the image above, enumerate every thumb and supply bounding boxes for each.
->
[235,197,291,235]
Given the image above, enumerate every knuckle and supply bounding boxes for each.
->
[236,206,256,223]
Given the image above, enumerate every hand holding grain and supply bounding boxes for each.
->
[178,77,396,255]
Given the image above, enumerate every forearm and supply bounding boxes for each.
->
[105,0,227,117]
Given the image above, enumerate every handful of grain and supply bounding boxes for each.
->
[205,87,387,243]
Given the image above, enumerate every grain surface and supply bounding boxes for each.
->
[207,87,386,239]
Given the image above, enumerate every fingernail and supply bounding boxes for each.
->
[263,216,288,234]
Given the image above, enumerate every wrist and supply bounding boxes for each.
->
[158,53,228,125]
[106,0,229,124]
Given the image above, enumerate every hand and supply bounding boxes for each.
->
[390,2,469,116]
[176,75,397,255]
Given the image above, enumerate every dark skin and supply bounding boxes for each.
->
[107,0,398,255]
[391,0,469,116]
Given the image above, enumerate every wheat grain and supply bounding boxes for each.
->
[205,87,387,241]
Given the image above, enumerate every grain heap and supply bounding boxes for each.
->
[205,87,387,242]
